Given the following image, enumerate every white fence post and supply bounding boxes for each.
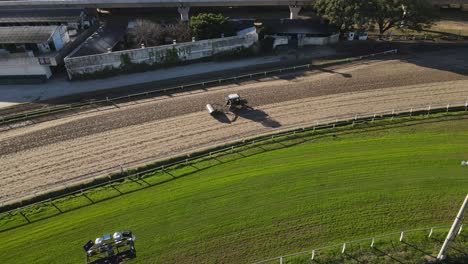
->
[429,228,434,237]
[279,256,283,264]
[342,243,346,254]
[399,231,404,242]
[311,250,315,260]
[447,104,450,112]
[465,101,468,111]
[370,238,375,248]
[437,194,468,260]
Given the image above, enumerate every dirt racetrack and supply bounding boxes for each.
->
[0,48,467,204]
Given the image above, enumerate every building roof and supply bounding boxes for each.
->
[0,8,83,24]
[70,18,128,57]
[0,25,58,44]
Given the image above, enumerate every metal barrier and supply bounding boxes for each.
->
[0,49,398,126]
[368,33,463,41]
[0,100,466,224]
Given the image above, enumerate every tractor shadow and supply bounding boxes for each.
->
[210,103,232,124]
[212,111,232,124]
[232,106,281,128]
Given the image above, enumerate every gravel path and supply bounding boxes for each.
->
[1,49,467,204]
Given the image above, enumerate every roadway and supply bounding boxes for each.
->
[0,48,467,204]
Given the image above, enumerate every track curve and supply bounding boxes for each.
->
[0,48,467,204]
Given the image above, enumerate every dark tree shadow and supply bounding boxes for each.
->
[232,106,281,128]
[372,247,404,264]
[431,237,468,256]
[317,67,353,78]
[343,252,365,263]
[401,241,437,259]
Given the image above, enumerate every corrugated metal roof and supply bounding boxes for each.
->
[0,26,58,43]
[0,8,83,24]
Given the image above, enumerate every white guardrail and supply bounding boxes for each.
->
[1,101,467,223]
[254,224,467,264]
[0,49,398,126]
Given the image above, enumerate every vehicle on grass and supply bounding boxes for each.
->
[83,231,136,264]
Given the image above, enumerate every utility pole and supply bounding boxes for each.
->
[437,194,468,260]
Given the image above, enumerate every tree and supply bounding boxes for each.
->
[128,19,165,47]
[314,0,369,34]
[314,0,436,35]
[165,21,192,43]
[190,13,235,40]
[365,0,436,35]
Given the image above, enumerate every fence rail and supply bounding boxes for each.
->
[253,224,466,264]
[0,49,398,126]
[368,33,464,41]
[1,100,467,222]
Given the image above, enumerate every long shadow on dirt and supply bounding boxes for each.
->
[211,111,232,124]
[232,106,281,128]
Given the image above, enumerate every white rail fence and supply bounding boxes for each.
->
[254,224,466,264]
[0,100,467,222]
[0,49,398,126]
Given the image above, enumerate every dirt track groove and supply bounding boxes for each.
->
[0,49,467,203]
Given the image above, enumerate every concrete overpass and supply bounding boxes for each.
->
[0,0,466,20]
[0,0,313,8]
[0,0,313,20]
[0,0,466,8]
[0,0,467,8]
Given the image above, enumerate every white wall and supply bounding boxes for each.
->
[65,33,258,78]
[302,34,339,46]
[0,53,52,78]
[271,36,288,48]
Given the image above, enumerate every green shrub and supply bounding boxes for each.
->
[120,53,131,66]
[190,13,235,40]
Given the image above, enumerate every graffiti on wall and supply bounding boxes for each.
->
[148,45,193,62]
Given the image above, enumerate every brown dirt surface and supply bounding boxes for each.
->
[0,48,467,204]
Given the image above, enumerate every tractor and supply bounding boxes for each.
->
[206,93,247,116]
[225,93,247,110]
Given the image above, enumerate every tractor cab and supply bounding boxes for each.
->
[226,93,245,109]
